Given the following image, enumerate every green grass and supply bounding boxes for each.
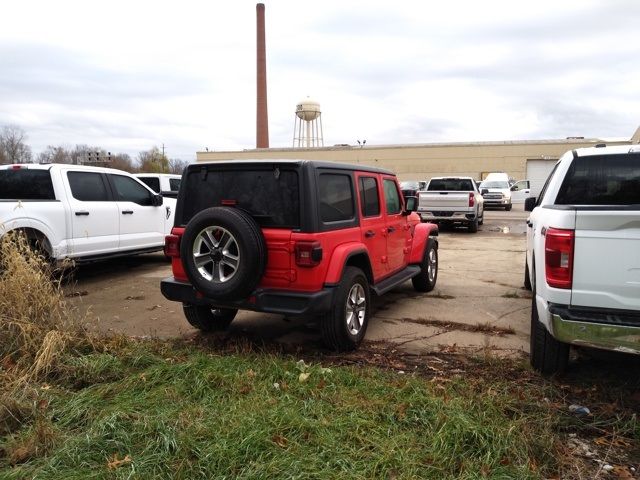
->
[1,343,560,479]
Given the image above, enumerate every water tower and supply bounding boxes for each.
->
[293,98,324,148]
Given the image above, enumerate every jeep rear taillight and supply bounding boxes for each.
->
[295,241,322,267]
[164,234,181,257]
[468,192,475,207]
[166,227,187,281]
[545,228,574,289]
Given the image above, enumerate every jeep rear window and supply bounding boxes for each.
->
[427,179,474,191]
[181,168,300,228]
[0,169,55,200]
[555,153,640,205]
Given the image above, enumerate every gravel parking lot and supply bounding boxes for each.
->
[66,206,531,356]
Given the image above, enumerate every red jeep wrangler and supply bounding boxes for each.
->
[161,160,439,350]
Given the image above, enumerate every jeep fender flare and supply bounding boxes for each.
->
[323,242,372,285]
[408,223,438,264]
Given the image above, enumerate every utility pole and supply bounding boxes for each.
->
[162,144,165,157]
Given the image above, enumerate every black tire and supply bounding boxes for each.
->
[180,207,266,301]
[321,267,370,351]
[524,259,532,291]
[478,211,484,226]
[530,280,569,375]
[468,218,479,233]
[412,238,438,292]
[505,203,513,211]
[183,304,237,332]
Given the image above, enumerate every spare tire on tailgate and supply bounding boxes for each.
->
[180,207,267,301]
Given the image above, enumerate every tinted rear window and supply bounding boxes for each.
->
[0,169,55,200]
[181,168,299,227]
[555,153,640,205]
[427,179,474,191]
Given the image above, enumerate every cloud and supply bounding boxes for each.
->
[0,0,638,159]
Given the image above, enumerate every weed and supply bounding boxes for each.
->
[0,232,86,385]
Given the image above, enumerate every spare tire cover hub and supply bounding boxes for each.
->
[193,226,240,283]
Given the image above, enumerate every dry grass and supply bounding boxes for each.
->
[0,232,86,385]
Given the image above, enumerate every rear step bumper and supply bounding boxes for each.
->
[161,277,335,316]
[549,304,640,355]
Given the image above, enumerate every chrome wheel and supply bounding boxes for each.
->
[427,247,437,283]
[345,283,366,335]
[192,226,240,283]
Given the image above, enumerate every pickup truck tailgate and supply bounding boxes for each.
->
[572,210,640,310]
[419,192,469,210]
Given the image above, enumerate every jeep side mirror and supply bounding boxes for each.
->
[481,189,489,195]
[524,196,537,212]
[152,194,164,207]
[403,196,417,214]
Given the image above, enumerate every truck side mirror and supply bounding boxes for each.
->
[152,194,164,207]
[524,197,537,212]
[403,196,417,214]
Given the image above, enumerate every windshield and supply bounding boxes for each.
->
[480,181,509,189]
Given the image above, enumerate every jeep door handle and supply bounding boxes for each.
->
[75,211,89,216]
[387,226,396,233]
[364,230,376,238]
[122,210,134,215]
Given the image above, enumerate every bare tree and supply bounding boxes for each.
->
[37,145,72,164]
[168,158,189,174]
[0,125,32,164]
[109,153,134,172]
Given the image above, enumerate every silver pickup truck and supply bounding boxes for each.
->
[417,177,484,232]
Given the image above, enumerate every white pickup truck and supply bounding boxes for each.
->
[134,173,182,199]
[0,163,176,263]
[417,177,484,232]
[525,145,640,374]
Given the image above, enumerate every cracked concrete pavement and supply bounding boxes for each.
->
[66,206,531,356]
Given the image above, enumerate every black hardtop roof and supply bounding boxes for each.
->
[188,159,395,176]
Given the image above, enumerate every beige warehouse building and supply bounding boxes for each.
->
[197,126,640,196]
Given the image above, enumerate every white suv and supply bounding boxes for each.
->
[525,145,640,374]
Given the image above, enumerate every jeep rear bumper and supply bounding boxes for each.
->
[161,277,335,316]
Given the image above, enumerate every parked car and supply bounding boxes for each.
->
[417,176,484,232]
[525,144,640,374]
[134,173,182,198]
[400,180,427,199]
[0,163,176,262]
[479,173,513,210]
[161,160,439,351]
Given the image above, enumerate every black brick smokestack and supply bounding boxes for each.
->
[256,3,269,148]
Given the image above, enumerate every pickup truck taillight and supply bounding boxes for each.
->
[545,228,574,289]
[295,241,322,267]
[468,192,475,207]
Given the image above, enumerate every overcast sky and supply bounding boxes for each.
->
[1,0,638,161]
